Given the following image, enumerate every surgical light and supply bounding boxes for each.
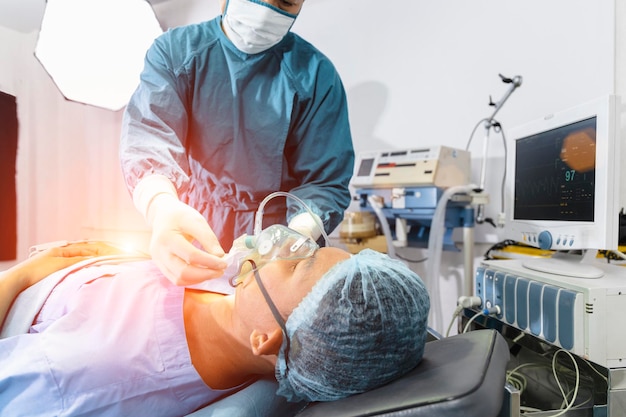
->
[35,0,163,111]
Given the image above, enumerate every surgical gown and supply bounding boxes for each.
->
[120,17,355,249]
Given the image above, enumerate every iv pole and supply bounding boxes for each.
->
[475,74,523,225]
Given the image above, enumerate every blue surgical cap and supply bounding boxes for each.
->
[275,249,430,402]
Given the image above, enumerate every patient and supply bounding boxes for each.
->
[0,230,430,417]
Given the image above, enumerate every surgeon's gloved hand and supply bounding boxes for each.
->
[288,212,323,241]
[147,194,227,286]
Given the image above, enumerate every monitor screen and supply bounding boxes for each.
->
[513,117,596,222]
[356,157,375,178]
[504,95,622,251]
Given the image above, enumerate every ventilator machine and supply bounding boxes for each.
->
[467,94,626,416]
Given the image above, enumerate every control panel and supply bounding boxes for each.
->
[475,258,626,368]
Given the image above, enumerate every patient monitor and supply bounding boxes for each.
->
[503,95,623,253]
[475,95,626,367]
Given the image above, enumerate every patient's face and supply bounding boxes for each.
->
[234,247,350,331]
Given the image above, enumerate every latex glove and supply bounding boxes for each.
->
[288,212,323,241]
[148,194,227,286]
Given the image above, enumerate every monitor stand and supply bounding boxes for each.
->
[521,250,605,279]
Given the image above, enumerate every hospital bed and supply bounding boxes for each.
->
[2,256,510,417]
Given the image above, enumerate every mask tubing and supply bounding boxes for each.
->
[254,191,331,247]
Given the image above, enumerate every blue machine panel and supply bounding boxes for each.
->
[475,266,485,304]
[475,262,583,357]
[504,274,517,324]
[542,285,559,343]
[529,282,543,336]
[558,289,577,350]
[494,271,505,319]
[355,186,474,250]
[485,269,495,309]
[516,278,529,330]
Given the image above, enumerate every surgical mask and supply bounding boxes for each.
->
[228,224,319,286]
[222,0,297,54]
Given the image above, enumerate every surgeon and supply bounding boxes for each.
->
[0,231,430,417]
[120,0,355,286]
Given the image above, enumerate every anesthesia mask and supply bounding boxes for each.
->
[227,224,319,286]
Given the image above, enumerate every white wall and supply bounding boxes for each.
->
[295,0,619,332]
[299,0,615,143]
[296,0,616,242]
[0,0,622,332]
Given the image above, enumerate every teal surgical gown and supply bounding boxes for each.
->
[120,17,355,249]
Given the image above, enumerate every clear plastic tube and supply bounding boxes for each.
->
[367,195,396,259]
[254,191,331,247]
[426,184,476,334]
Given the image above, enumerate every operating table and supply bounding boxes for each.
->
[2,257,510,417]
[189,328,510,417]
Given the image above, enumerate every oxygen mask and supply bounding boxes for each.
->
[226,224,319,287]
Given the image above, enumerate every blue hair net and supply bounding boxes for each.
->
[275,249,430,402]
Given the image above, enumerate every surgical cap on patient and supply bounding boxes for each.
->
[275,249,430,402]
